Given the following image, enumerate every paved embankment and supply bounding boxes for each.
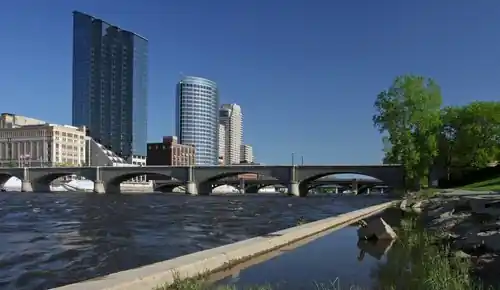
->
[401,190,500,285]
[51,201,396,290]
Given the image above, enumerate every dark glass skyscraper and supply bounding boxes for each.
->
[72,11,148,159]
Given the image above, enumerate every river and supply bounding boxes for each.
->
[0,192,391,290]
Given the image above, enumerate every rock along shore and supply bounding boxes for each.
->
[400,190,500,285]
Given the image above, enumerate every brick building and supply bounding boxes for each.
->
[146,136,195,166]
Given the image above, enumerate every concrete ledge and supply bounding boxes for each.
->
[51,201,397,290]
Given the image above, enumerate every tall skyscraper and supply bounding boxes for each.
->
[176,76,219,165]
[219,104,243,165]
[72,11,148,160]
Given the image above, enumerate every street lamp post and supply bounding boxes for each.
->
[301,156,304,165]
[291,152,295,166]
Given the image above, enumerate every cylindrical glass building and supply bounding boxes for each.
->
[175,76,219,165]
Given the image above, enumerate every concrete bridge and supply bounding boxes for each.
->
[154,178,386,194]
[0,164,404,197]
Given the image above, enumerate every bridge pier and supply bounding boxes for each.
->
[288,182,300,196]
[21,180,33,192]
[352,180,358,195]
[94,180,105,194]
[239,179,245,194]
[186,181,198,195]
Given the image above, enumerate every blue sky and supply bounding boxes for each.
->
[1,0,499,165]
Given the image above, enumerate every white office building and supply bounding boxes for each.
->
[0,123,87,167]
[219,104,242,165]
[218,123,225,165]
[240,144,254,163]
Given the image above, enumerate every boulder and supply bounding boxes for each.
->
[357,217,398,240]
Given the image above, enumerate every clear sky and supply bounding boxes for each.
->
[1,0,499,165]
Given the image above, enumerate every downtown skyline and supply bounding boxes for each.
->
[0,1,493,165]
[72,11,255,165]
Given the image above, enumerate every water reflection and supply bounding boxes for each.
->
[357,239,395,261]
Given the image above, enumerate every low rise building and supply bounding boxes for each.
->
[0,123,87,167]
[147,136,195,166]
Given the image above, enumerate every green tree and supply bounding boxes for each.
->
[438,101,500,173]
[373,75,443,188]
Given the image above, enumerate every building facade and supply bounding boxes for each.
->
[146,136,195,166]
[0,124,87,167]
[72,11,148,161]
[175,76,219,165]
[218,123,225,165]
[240,144,254,163]
[219,104,243,165]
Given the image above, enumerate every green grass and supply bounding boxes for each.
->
[460,176,500,191]
[154,216,489,290]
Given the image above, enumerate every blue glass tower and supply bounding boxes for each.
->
[176,76,219,165]
[72,11,148,159]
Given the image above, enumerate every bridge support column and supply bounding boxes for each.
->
[185,181,198,195]
[93,180,105,194]
[239,179,245,194]
[366,187,371,195]
[21,168,33,192]
[288,182,300,196]
[352,180,358,195]
[21,180,33,192]
[335,187,339,194]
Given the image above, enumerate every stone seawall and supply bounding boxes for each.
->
[51,201,397,290]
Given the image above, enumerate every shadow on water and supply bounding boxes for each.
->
[0,192,392,290]
[212,208,404,289]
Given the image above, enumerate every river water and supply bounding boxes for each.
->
[0,192,391,290]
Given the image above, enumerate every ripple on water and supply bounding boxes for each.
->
[0,192,392,290]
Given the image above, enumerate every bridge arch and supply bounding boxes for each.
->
[297,166,403,197]
[0,171,24,190]
[102,167,188,194]
[194,166,289,187]
[29,168,97,192]
[105,172,176,194]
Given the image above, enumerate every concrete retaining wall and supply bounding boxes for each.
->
[52,201,396,290]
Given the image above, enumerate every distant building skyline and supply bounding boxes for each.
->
[240,144,254,163]
[72,11,148,160]
[175,76,219,165]
[219,104,242,165]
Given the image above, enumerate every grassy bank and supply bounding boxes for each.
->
[155,214,486,290]
[460,176,500,191]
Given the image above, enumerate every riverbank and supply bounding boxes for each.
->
[401,190,500,288]
[158,207,484,290]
